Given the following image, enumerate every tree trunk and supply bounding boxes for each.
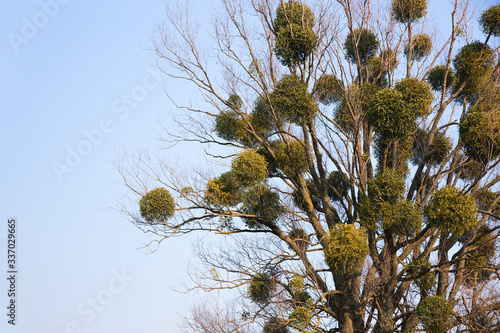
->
[338,309,355,333]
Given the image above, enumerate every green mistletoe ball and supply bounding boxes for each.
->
[139,187,175,224]
[324,224,369,274]
[424,186,478,236]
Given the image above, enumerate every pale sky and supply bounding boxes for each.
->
[0,1,211,332]
[0,0,496,332]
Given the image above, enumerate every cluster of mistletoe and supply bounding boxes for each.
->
[125,1,500,332]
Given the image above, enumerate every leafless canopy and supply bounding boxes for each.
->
[117,0,500,332]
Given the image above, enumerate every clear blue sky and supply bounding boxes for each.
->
[0,1,214,332]
[0,0,496,332]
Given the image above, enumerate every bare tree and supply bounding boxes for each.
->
[179,300,257,333]
[117,1,500,332]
